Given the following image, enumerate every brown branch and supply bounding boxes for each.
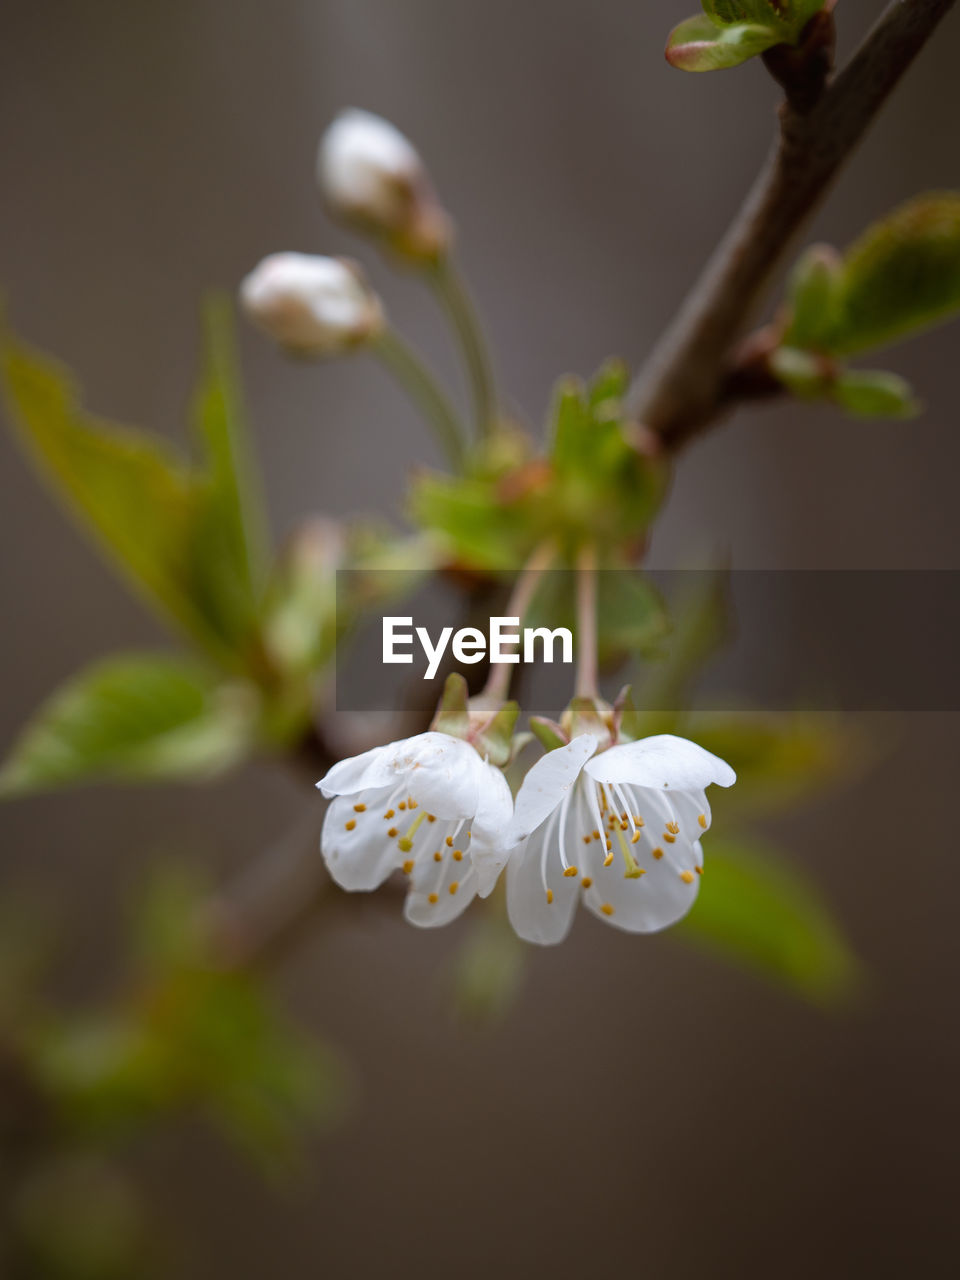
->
[628,0,957,451]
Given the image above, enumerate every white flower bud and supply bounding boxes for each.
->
[239,253,384,356]
[317,109,451,262]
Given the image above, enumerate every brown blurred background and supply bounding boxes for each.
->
[2,1,959,1276]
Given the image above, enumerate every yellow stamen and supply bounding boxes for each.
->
[344,819,356,831]
[666,820,680,835]
[402,860,414,874]
[433,851,442,863]
[407,797,417,809]
[695,865,703,876]
[428,893,438,904]
[449,881,459,895]
[445,836,454,847]
[427,814,436,823]
[353,803,366,813]
[630,830,642,845]
[663,833,677,844]
[563,866,579,878]
[601,903,614,916]
[680,870,695,884]
[698,814,707,829]
[581,876,592,889]
[546,889,554,904]
[384,809,395,820]
[603,852,614,867]
[387,827,399,838]
[453,849,463,862]
[652,847,663,860]
[398,802,407,811]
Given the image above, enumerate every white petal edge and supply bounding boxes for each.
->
[505,734,598,846]
[586,734,735,792]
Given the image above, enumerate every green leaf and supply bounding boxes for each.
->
[189,297,269,648]
[784,244,844,351]
[449,912,525,1025]
[666,14,782,72]
[705,0,823,28]
[528,716,567,752]
[0,333,231,660]
[597,569,670,661]
[433,672,470,738]
[678,840,860,1005]
[829,193,960,355]
[474,701,520,768]
[832,370,920,419]
[768,345,832,399]
[0,654,256,796]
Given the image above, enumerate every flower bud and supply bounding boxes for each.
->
[317,109,451,263]
[239,252,384,356]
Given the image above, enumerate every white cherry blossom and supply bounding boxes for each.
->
[317,731,512,927]
[505,733,735,944]
[239,252,383,356]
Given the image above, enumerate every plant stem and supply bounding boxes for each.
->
[629,0,956,450]
[429,256,498,439]
[374,328,467,471]
[480,540,556,704]
[574,543,599,699]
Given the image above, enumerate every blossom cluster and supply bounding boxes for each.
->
[318,718,735,945]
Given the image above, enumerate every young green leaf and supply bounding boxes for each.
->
[666,14,782,72]
[829,193,960,355]
[832,370,920,419]
[0,654,256,796]
[784,244,844,351]
[0,334,231,659]
[189,298,269,648]
[677,839,860,1005]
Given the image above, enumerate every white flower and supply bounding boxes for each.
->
[239,253,383,356]
[505,734,736,945]
[317,109,450,260]
[317,731,513,927]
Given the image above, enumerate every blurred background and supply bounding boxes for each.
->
[1,1,958,1275]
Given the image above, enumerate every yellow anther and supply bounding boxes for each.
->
[449,881,459,895]
[591,829,600,840]
[630,830,642,845]
[663,833,677,844]
[603,852,614,867]
[387,827,399,838]
[427,814,436,823]
[563,866,579,878]
[601,903,614,916]
[384,809,395,820]
[620,820,629,831]
[582,835,592,845]
[634,816,644,827]
[581,876,593,889]
[666,820,680,835]
[698,814,707,829]
[353,803,366,813]
[398,802,407,811]
[680,870,695,884]
[652,847,664,860]
[428,893,438,905]
[344,819,356,831]
[408,797,418,809]
[453,849,463,862]
[695,865,703,876]
[402,860,414,874]
[445,836,454,847]
[546,889,554,905]
[605,839,612,851]
[433,851,443,863]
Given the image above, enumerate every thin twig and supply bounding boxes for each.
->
[628,0,956,450]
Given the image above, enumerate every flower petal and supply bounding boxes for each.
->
[321,792,400,890]
[404,853,477,928]
[583,829,702,933]
[317,741,388,798]
[587,734,735,792]
[469,763,515,898]
[506,820,580,945]
[506,734,598,845]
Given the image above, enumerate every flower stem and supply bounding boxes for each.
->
[429,256,498,440]
[480,541,555,705]
[374,328,467,471]
[575,543,599,699]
